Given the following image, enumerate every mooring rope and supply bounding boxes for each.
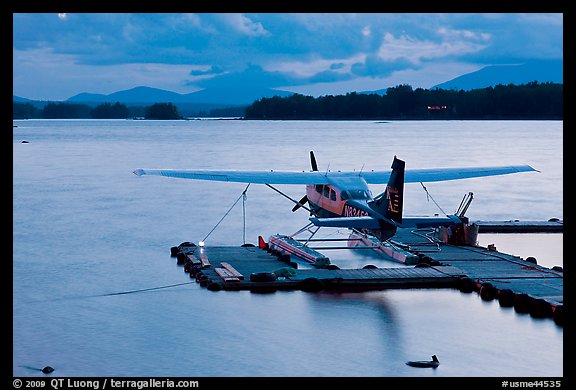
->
[242,189,247,245]
[94,281,195,297]
[202,183,251,244]
[420,182,447,216]
[20,281,197,304]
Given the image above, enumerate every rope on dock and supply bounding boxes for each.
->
[21,281,197,304]
[202,183,251,245]
[420,182,447,216]
[94,281,195,297]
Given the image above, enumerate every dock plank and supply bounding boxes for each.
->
[215,267,241,282]
[221,262,245,279]
[199,253,211,268]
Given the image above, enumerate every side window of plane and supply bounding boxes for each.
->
[323,186,330,198]
[341,191,349,200]
[315,184,323,193]
[330,189,336,201]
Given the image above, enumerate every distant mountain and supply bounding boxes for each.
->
[183,87,294,105]
[65,92,108,102]
[358,59,563,95]
[13,95,32,103]
[65,86,294,106]
[15,59,562,106]
[432,60,562,90]
[67,86,186,104]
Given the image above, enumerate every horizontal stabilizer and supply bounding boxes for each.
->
[399,215,461,228]
[309,216,382,229]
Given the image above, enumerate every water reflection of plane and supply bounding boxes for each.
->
[306,290,402,365]
[134,151,536,243]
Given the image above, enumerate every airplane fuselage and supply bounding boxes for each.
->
[305,183,371,218]
[305,182,398,240]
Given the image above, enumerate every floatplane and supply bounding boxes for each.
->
[134,152,536,263]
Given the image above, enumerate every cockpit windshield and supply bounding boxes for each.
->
[340,189,372,200]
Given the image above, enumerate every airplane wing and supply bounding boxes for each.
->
[132,169,333,184]
[133,164,536,184]
[363,165,537,184]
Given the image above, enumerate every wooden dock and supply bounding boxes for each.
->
[170,229,563,326]
[391,228,563,321]
[472,218,563,233]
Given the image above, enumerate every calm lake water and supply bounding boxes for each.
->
[12,119,563,378]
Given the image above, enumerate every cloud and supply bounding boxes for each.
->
[377,31,489,64]
[189,65,224,76]
[13,13,563,100]
[308,70,354,84]
[187,52,370,90]
[345,26,492,79]
[351,55,415,78]
[361,25,371,38]
[436,26,491,42]
[189,63,302,89]
[13,13,561,68]
[218,14,270,36]
[13,47,196,100]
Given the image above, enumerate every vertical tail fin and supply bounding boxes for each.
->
[369,156,405,223]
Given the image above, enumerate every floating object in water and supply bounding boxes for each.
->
[42,366,54,374]
[406,355,439,368]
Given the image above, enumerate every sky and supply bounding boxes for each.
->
[12,13,564,101]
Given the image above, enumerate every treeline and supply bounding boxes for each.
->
[13,101,183,120]
[14,82,563,120]
[244,82,563,120]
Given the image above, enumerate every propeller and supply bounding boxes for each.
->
[292,151,318,212]
[292,195,309,212]
[310,150,318,171]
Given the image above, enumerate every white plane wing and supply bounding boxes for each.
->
[364,165,537,183]
[133,165,536,184]
[132,169,333,184]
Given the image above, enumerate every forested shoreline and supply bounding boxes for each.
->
[13,102,183,120]
[14,82,562,120]
[245,82,562,120]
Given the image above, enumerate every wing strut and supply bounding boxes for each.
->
[264,184,317,215]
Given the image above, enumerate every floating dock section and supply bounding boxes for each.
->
[170,227,563,326]
[347,233,420,264]
[472,218,563,233]
[267,234,330,267]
